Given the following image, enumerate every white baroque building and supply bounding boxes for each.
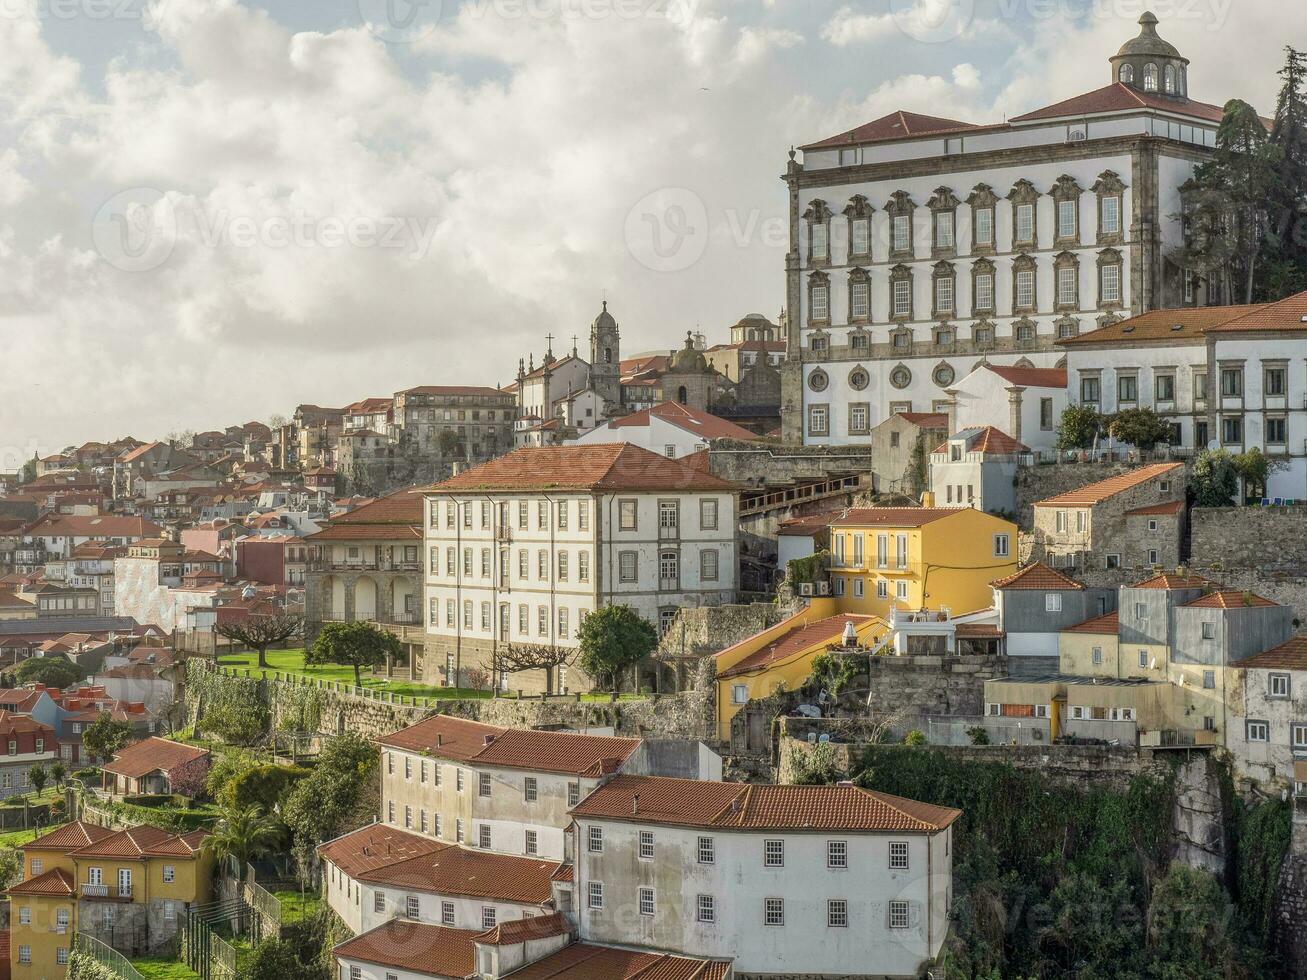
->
[782,12,1236,445]
[421,444,739,691]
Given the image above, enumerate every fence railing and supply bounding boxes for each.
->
[73,933,145,980]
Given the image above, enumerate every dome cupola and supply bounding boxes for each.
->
[1109,11,1189,98]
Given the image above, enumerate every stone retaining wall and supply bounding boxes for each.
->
[1015,460,1136,529]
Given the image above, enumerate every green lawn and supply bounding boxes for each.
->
[132,959,201,980]
[0,786,64,809]
[0,826,43,847]
[216,648,642,702]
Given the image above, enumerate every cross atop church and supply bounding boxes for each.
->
[544,332,555,352]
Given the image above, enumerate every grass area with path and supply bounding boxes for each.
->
[216,648,641,702]
[0,826,43,847]
[132,959,202,980]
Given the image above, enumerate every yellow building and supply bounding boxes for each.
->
[7,820,214,978]
[827,499,1018,620]
[714,599,887,741]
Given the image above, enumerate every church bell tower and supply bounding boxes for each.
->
[589,301,622,409]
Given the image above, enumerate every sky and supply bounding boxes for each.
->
[0,0,1301,463]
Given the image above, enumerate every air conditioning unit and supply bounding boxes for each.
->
[799,583,815,597]
[817,582,831,596]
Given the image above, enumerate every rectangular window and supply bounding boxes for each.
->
[828,899,849,928]
[163,865,175,883]
[1221,368,1243,397]
[1203,670,1216,689]
[765,897,785,926]
[1057,266,1077,305]
[994,534,1010,557]
[524,776,538,802]
[479,824,491,849]
[1155,374,1175,402]
[851,280,870,318]
[639,887,656,916]
[934,210,954,248]
[1223,417,1243,444]
[1101,195,1120,234]
[1268,417,1287,444]
[935,275,954,313]
[701,549,719,582]
[1081,375,1101,403]
[442,901,455,925]
[808,405,829,436]
[700,498,719,530]
[851,218,870,255]
[1015,203,1034,243]
[1270,673,1291,698]
[811,221,828,260]
[698,894,716,923]
[1046,593,1062,613]
[828,840,847,869]
[578,551,590,582]
[482,906,497,929]
[1101,263,1121,303]
[764,839,784,867]
[698,836,715,864]
[1057,199,1077,239]
[406,895,420,918]
[619,500,638,531]
[619,551,638,582]
[810,285,829,320]
[975,207,994,246]
[889,841,909,870]
[588,826,604,853]
[526,829,538,855]
[1293,724,1307,749]
[974,272,994,311]
[639,831,655,860]
[1118,375,1138,402]
[374,893,386,913]
[588,881,604,910]
[568,782,581,807]
[1015,269,1034,308]
[892,278,911,316]
[578,500,590,530]
[1092,646,1103,665]
[889,900,910,929]
[1247,720,1270,742]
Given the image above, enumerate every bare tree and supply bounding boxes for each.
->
[496,644,579,695]
[216,612,306,669]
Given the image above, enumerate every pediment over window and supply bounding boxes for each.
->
[927,186,960,211]
[1051,174,1084,200]
[967,183,999,208]
[843,194,874,218]
[885,190,915,215]
[1006,179,1040,204]
[807,269,830,284]
[803,199,832,221]
[1091,170,1127,195]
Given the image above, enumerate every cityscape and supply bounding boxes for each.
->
[4,2,1307,979]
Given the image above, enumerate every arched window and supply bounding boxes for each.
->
[1164,65,1176,94]
[1143,64,1158,92]
[677,386,688,404]
[1119,64,1134,84]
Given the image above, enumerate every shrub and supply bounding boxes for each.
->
[904,729,927,746]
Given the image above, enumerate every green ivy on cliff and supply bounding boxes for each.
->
[187,661,271,745]
[66,954,120,980]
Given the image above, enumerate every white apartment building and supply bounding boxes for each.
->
[421,444,739,692]
[1060,291,1307,498]
[569,775,960,980]
[571,402,758,460]
[929,426,1032,516]
[783,13,1235,445]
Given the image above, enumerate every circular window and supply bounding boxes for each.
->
[890,367,912,390]
[848,368,869,391]
[933,365,955,387]
[808,369,829,392]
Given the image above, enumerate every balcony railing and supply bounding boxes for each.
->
[307,560,421,573]
[82,883,132,900]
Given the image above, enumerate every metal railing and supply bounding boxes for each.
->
[73,933,145,980]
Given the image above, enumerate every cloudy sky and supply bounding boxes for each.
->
[0,0,1298,462]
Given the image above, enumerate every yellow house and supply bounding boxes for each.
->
[827,498,1018,619]
[714,599,887,741]
[8,820,214,978]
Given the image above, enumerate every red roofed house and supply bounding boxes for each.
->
[782,11,1233,448]
[0,712,57,800]
[422,444,740,693]
[945,364,1068,459]
[930,425,1032,515]
[100,736,210,796]
[573,401,759,460]
[1031,462,1185,573]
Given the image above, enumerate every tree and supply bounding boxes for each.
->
[216,612,305,670]
[1233,448,1284,502]
[1107,408,1173,451]
[496,644,578,695]
[49,761,66,787]
[0,847,23,890]
[15,655,84,689]
[1054,404,1103,452]
[81,713,133,763]
[203,804,283,882]
[576,605,658,694]
[282,733,379,881]
[1146,863,1239,980]
[28,764,47,798]
[1192,449,1240,507]
[306,621,402,687]
[246,938,312,980]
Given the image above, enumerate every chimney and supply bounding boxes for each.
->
[837,780,854,788]
[920,490,935,508]
[437,733,443,747]
[632,794,640,815]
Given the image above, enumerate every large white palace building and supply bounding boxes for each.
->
[782,12,1234,445]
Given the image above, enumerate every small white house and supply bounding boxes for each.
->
[929,426,1033,516]
[572,402,757,459]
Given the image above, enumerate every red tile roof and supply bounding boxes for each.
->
[305,488,423,542]
[1010,82,1231,124]
[571,775,960,832]
[1206,289,1307,334]
[894,412,949,427]
[101,737,209,779]
[474,911,571,947]
[955,623,1004,639]
[1065,611,1119,634]
[398,385,511,398]
[935,426,1029,456]
[607,402,758,441]
[717,614,875,680]
[24,514,164,539]
[1034,463,1183,507]
[7,867,75,897]
[1125,500,1184,517]
[428,445,737,493]
[990,562,1084,591]
[982,365,1068,388]
[318,823,445,879]
[1234,635,1307,671]
[829,506,968,528]
[377,714,507,760]
[71,823,180,859]
[1183,590,1278,609]
[776,512,837,537]
[0,711,55,740]
[506,944,731,980]
[802,110,983,150]
[1131,572,1212,590]
[333,920,477,978]
[364,844,558,904]
[1058,303,1266,346]
[22,820,112,852]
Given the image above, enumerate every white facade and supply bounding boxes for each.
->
[573,817,952,979]
[949,366,1066,457]
[573,415,710,460]
[929,435,1031,516]
[423,488,738,648]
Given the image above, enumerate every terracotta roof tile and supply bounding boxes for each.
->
[607,402,758,441]
[333,920,477,978]
[427,445,738,493]
[571,775,960,832]
[471,728,641,777]
[717,614,877,680]
[1131,572,1213,590]
[360,842,559,905]
[1010,82,1232,124]
[7,867,75,897]
[24,514,164,539]
[101,737,209,780]
[504,943,730,980]
[318,823,446,879]
[955,623,1004,639]
[474,911,571,947]
[1183,590,1278,609]
[22,820,113,852]
[935,426,1029,456]
[1062,304,1271,347]
[72,824,178,859]
[983,365,1067,388]
[1234,635,1307,671]
[991,562,1085,591]
[1065,610,1119,634]
[1034,463,1182,506]
[1206,289,1307,334]
[893,412,949,427]
[1125,500,1185,517]
[376,715,509,760]
[829,506,969,528]
[802,109,984,150]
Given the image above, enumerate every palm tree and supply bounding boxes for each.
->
[204,805,283,883]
